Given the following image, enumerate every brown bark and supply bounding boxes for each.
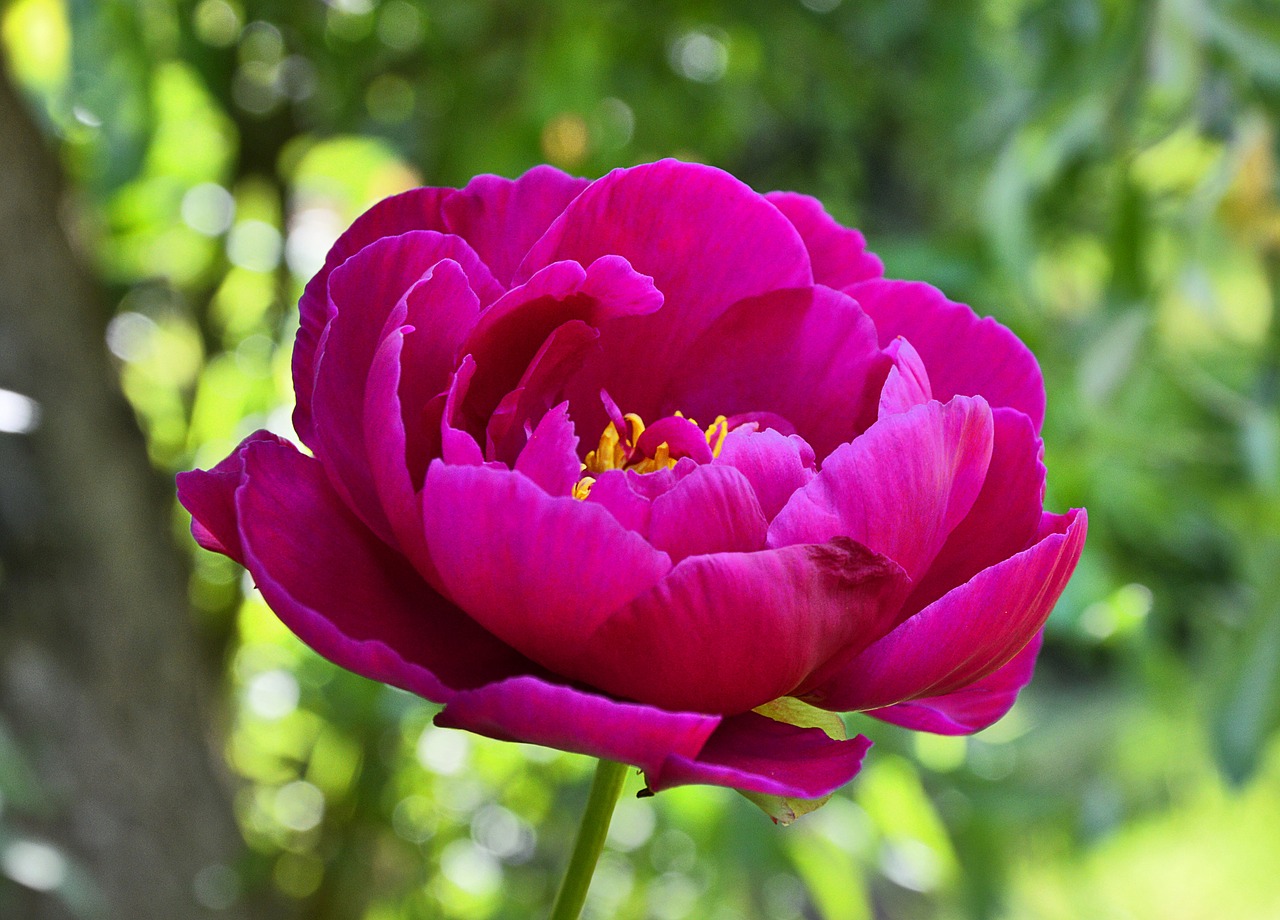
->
[0,58,277,920]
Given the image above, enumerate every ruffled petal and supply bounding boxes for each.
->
[866,632,1043,735]
[421,462,673,673]
[808,509,1086,711]
[849,279,1046,430]
[442,165,591,285]
[235,438,534,700]
[647,464,768,563]
[647,711,873,798]
[176,430,287,563]
[765,191,883,288]
[482,320,602,463]
[713,427,816,523]
[459,256,661,433]
[878,336,932,419]
[434,676,719,775]
[517,159,813,418]
[312,231,498,542]
[769,397,994,584]
[576,540,908,715]
[294,187,454,446]
[664,285,890,460]
[362,260,482,574]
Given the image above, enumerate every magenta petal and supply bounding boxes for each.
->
[517,160,812,413]
[434,676,719,774]
[810,509,1087,711]
[878,336,932,419]
[442,165,591,285]
[902,406,1046,617]
[769,397,994,584]
[578,541,908,715]
[647,712,873,797]
[765,191,883,288]
[513,401,581,496]
[867,632,1043,735]
[395,260,482,439]
[439,358,486,466]
[293,187,453,446]
[461,257,661,428]
[235,439,534,700]
[850,279,1046,430]
[665,285,890,460]
[176,430,287,563]
[483,320,602,463]
[312,231,498,542]
[636,415,713,465]
[714,426,816,522]
[421,462,672,673]
[364,329,439,584]
[582,469,662,536]
[648,464,768,562]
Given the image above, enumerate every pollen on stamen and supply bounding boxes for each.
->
[573,411,729,500]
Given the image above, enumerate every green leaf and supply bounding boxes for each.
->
[737,697,846,826]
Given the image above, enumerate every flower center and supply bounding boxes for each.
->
[573,411,728,500]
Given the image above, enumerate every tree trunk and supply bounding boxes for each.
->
[0,58,277,920]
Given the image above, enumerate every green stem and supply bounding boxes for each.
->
[548,759,629,920]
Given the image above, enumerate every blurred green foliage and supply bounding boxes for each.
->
[3,0,1280,917]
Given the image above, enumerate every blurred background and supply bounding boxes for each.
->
[1,0,1279,918]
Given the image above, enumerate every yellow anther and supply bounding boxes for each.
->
[573,410,730,499]
[705,415,728,458]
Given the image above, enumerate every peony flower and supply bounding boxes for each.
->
[179,159,1085,819]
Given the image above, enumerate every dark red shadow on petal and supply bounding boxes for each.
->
[809,508,1086,712]
[576,540,908,715]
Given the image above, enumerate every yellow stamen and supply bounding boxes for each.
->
[574,411,729,499]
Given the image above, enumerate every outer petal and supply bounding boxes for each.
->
[434,676,719,776]
[664,285,890,459]
[294,187,453,446]
[176,430,287,563]
[312,231,498,543]
[808,508,1087,711]
[849,279,1046,430]
[901,406,1045,617]
[769,396,994,585]
[866,632,1043,735]
[714,427,816,523]
[647,712,873,798]
[234,439,534,699]
[765,191,883,288]
[442,165,591,285]
[420,462,673,672]
[517,159,813,417]
[576,540,909,715]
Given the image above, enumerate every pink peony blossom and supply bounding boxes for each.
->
[179,160,1085,808]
